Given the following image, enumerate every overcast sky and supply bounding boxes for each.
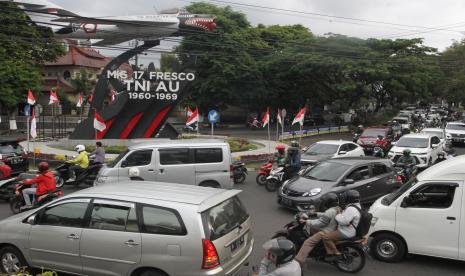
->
[52,0,465,64]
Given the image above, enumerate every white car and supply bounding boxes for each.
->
[368,156,465,263]
[392,116,411,131]
[445,121,465,144]
[388,133,443,168]
[420,128,446,143]
[301,140,365,166]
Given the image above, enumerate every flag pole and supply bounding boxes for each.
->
[267,119,271,153]
[26,112,30,154]
[276,114,279,142]
[299,123,303,146]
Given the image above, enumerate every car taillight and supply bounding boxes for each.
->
[56,191,64,196]
[202,239,220,269]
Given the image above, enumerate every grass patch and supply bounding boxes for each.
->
[54,145,128,154]
[227,138,258,153]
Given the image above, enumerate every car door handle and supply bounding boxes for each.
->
[447,216,456,221]
[159,169,164,174]
[124,240,140,247]
[67,234,80,240]
[148,169,154,172]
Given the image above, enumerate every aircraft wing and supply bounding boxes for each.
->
[91,37,133,47]
[52,16,178,27]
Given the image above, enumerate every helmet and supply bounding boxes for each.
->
[262,238,296,266]
[373,146,382,153]
[276,145,285,152]
[321,193,339,209]
[343,190,361,204]
[290,140,299,148]
[75,145,85,153]
[128,167,140,177]
[358,125,364,128]
[38,162,49,172]
[403,149,411,156]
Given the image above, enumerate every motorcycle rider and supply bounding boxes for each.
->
[18,162,56,208]
[355,125,364,135]
[321,190,362,261]
[373,146,385,158]
[254,238,301,276]
[67,145,89,181]
[88,141,105,164]
[396,149,417,179]
[274,145,288,167]
[295,193,340,267]
[285,141,301,180]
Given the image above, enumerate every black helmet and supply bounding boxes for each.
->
[403,149,411,156]
[290,140,300,148]
[343,189,361,204]
[322,193,339,209]
[262,238,296,266]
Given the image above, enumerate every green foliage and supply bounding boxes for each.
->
[160,53,180,72]
[227,138,257,152]
[0,2,65,113]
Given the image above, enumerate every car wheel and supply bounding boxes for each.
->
[200,181,220,188]
[138,269,167,276]
[371,233,406,262]
[0,246,28,275]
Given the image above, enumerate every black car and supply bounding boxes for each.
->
[0,138,28,175]
[277,157,399,211]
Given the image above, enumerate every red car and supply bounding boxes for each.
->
[357,126,394,152]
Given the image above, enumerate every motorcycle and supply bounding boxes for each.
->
[372,147,385,158]
[273,212,366,273]
[256,160,273,185]
[54,161,103,187]
[394,164,418,184]
[9,183,64,214]
[246,119,262,130]
[232,161,247,184]
[0,177,16,202]
[265,166,286,192]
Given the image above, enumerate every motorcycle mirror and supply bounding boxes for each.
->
[121,160,128,168]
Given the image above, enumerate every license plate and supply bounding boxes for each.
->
[281,198,292,206]
[453,138,462,142]
[230,235,245,253]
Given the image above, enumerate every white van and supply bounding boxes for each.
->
[96,140,233,189]
[368,155,465,262]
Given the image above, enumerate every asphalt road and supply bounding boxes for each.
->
[0,145,464,275]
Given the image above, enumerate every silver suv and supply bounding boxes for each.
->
[0,182,253,276]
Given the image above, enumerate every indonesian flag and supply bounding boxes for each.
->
[186,106,193,117]
[292,108,306,126]
[27,89,35,105]
[111,90,116,102]
[49,90,59,105]
[76,92,83,107]
[30,107,37,139]
[93,111,106,132]
[186,107,199,126]
[262,108,270,128]
[277,109,283,127]
[88,93,93,103]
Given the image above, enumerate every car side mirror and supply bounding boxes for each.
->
[26,215,36,225]
[121,160,128,168]
[343,178,355,185]
[339,151,347,155]
[391,142,397,146]
[401,195,413,208]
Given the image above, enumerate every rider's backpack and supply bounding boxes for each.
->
[349,204,373,237]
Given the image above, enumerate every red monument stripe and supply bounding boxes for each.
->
[96,118,115,139]
[119,112,144,139]
[143,106,171,138]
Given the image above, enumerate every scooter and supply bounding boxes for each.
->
[265,166,286,192]
[232,161,247,184]
[256,160,273,185]
[0,177,16,202]
[394,164,418,184]
[9,183,64,214]
[54,161,103,187]
[272,212,366,273]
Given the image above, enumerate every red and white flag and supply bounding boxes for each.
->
[262,108,270,128]
[27,89,35,105]
[111,90,116,102]
[186,106,194,117]
[186,107,199,126]
[30,107,37,139]
[277,109,283,127]
[93,111,106,132]
[88,93,93,104]
[49,90,59,105]
[76,92,83,107]
[292,108,306,126]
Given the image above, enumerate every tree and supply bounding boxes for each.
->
[160,54,180,72]
[0,2,65,114]
[439,40,465,106]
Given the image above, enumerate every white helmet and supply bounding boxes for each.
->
[75,145,85,153]
[128,167,140,177]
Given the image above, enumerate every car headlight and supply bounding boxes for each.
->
[371,217,378,226]
[303,188,321,197]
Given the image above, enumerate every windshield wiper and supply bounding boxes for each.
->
[318,179,333,182]
[305,175,317,180]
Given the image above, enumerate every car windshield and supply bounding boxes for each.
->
[361,129,385,137]
[446,124,465,130]
[382,178,419,206]
[422,131,444,139]
[107,149,129,168]
[0,143,24,155]
[303,161,350,182]
[303,143,339,155]
[396,137,429,148]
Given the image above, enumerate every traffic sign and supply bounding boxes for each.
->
[208,110,220,123]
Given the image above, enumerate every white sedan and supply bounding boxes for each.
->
[301,140,365,166]
[388,133,444,168]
